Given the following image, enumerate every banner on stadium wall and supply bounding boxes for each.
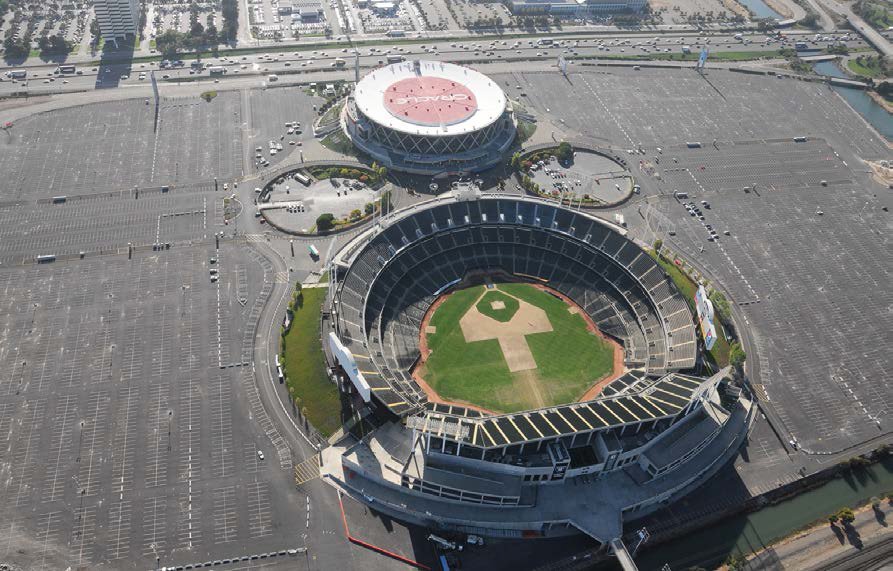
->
[694,285,717,351]
[701,320,717,351]
[328,332,370,402]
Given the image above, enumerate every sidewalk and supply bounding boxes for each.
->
[743,500,893,570]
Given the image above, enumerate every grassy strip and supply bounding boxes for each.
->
[516,119,537,143]
[577,49,786,63]
[281,286,341,437]
[648,250,730,368]
[846,58,887,78]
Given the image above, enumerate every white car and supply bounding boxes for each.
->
[257,450,265,460]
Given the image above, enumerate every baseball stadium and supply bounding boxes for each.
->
[320,187,754,559]
[341,60,517,175]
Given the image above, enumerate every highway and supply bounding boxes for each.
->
[0,29,867,97]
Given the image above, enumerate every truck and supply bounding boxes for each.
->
[386,29,406,37]
[794,42,809,50]
[332,58,346,68]
[208,66,227,76]
[386,55,405,64]
[7,70,27,79]
[308,244,319,259]
[681,45,692,54]
[55,65,76,75]
[538,38,554,45]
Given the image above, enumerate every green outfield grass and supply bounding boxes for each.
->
[419,283,616,413]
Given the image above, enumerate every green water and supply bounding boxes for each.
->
[633,457,893,570]
[813,60,893,141]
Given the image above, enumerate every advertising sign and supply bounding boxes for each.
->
[697,48,709,70]
[694,285,717,350]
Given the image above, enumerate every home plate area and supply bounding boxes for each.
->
[459,289,552,372]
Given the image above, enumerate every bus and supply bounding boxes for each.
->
[7,70,27,79]
[293,171,311,186]
[386,55,405,64]
[308,245,320,259]
[56,65,76,75]
[208,66,227,76]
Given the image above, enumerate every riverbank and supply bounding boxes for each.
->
[867,90,893,113]
[763,0,795,19]
[739,497,893,570]
[634,452,893,570]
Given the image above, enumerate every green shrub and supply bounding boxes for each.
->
[316,213,335,232]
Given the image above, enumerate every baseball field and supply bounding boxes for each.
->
[415,282,619,413]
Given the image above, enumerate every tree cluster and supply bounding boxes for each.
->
[221,0,239,42]
[37,33,70,55]
[3,33,30,59]
[155,22,219,58]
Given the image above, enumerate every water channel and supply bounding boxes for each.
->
[735,0,783,20]
[813,60,893,141]
[628,457,893,570]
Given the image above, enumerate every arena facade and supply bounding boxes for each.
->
[341,60,517,175]
[320,188,753,555]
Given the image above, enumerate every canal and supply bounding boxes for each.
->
[813,60,893,141]
[736,0,783,20]
[628,457,893,570]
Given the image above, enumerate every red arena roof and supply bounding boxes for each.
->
[353,61,507,137]
[383,77,478,126]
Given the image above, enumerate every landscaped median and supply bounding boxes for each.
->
[511,142,634,208]
[280,283,342,437]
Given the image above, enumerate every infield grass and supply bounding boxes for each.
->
[419,283,616,413]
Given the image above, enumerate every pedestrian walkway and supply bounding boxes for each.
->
[295,454,321,486]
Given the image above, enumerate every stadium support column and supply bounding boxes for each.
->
[354,49,360,84]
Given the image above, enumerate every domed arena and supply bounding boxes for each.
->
[342,60,516,175]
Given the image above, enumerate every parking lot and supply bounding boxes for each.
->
[0,94,242,200]
[506,67,889,161]
[247,88,323,172]
[633,138,892,454]
[528,150,632,205]
[264,176,377,231]
[0,242,314,570]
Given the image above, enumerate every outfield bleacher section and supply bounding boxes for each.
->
[332,195,698,420]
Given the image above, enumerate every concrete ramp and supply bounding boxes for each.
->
[611,539,640,571]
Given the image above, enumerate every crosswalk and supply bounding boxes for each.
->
[294,455,320,486]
